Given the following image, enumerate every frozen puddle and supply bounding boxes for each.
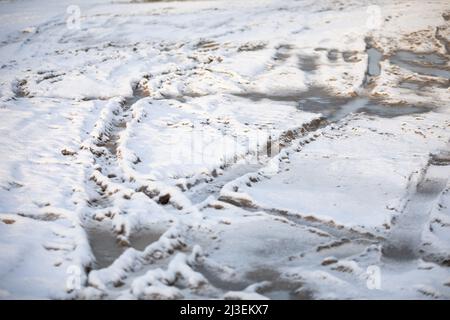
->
[398,78,448,91]
[363,38,383,86]
[264,89,428,121]
[235,87,430,122]
[297,92,430,121]
[366,48,383,77]
[245,268,311,300]
[86,223,164,269]
[237,87,431,122]
[194,265,250,292]
[390,51,450,79]
[196,265,309,299]
[297,55,318,72]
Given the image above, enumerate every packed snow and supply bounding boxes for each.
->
[0,0,449,299]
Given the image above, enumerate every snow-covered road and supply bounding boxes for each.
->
[0,0,450,299]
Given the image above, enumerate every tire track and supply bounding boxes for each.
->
[382,152,450,260]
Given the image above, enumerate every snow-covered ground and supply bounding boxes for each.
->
[0,0,449,299]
